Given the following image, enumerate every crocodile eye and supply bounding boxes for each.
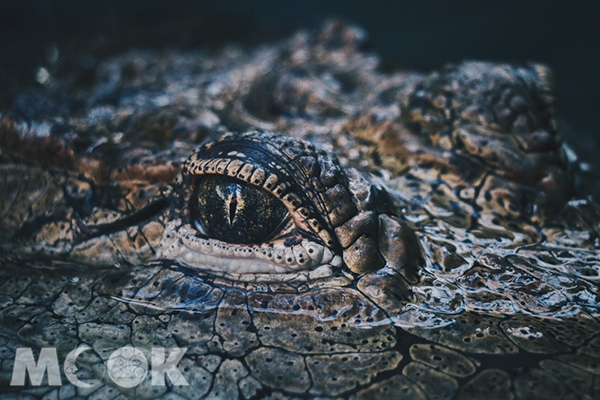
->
[192,175,289,244]
[163,132,346,281]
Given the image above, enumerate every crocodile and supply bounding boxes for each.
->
[0,21,599,399]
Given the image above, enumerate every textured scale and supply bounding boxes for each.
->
[0,20,599,400]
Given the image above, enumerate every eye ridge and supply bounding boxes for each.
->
[192,175,290,245]
[185,131,340,250]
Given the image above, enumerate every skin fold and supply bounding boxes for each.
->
[0,21,599,400]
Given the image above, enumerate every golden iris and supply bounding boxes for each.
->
[193,176,288,244]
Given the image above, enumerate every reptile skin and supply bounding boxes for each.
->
[0,21,599,400]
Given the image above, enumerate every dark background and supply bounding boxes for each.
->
[1,1,599,164]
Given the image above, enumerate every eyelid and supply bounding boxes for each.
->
[184,141,337,249]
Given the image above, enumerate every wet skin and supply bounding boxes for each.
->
[0,21,599,400]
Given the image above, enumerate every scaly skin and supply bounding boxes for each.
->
[0,21,599,399]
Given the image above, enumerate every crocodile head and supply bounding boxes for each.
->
[1,21,599,400]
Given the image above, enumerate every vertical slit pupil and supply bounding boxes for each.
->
[228,190,238,225]
[193,175,289,244]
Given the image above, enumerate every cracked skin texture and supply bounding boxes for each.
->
[1,21,600,399]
